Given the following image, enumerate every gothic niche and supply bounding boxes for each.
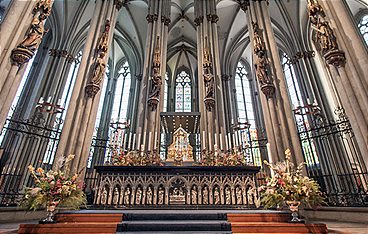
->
[169,178,186,205]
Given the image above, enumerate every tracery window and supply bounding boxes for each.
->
[235,62,260,165]
[358,15,368,46]
[0,0,11,23]
[281,52,319,167]
[175,70,191,112]
[111,61,131,121]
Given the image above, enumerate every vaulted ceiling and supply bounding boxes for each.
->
[48,0,368,77]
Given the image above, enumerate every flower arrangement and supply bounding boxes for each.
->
[21,155,86,212]
[112,150,164,166]
[199,147,246,166]
[258,149,325,209]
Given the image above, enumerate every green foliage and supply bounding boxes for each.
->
[259,149,326,209]
[20,155,86,211]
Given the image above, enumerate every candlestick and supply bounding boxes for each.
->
[148,132,152,150]
[219,133,223,150]
[266,142,274,176]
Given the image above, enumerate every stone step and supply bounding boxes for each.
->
[123,212,227,221]
[118,232,231,234]
[55,213,123,223]
[18,222,119,234]
[228,213,291,222]
[231,222,328,233]
[117,220,232,232]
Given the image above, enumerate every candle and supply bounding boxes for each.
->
[208,133,212,150]
[47,96,52,103]
[39,97,44,103]
[132,133,136,149]
[214,133,217,146]
[228,133,232,149]
[266,142,274,176]
[123,132,127,150]
[225,135,228,150]
[307,98,310,104]
[148,132,152,149]
[128,132,132,149]
[219,133,223,150]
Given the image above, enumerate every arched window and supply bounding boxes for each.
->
[358,15,368,46]
[175,70,191,112]
[281,53,303,110]
[235,62,260,165]
[281,52,319,167]
[111,61,131,121]
[0,0,11,23]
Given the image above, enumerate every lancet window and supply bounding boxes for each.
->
[175,70,191,112]
[111,61,131,121]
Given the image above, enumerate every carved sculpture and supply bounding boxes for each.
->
[101,187,107,205]
[148,37,162,110]
[113,187,119,205]
[203,38,215,111]
[307,0,345,67]
[236,187,242,205]
[252,22,275,98]
[214,187,220,205]
[225,187,231,205]
[135,187,142,205]
[202,187,209,205]
[11,0,52,66]
[124,187,131,205]
[166,127,193,164]
[158,187,164,205]
[191,186,198,205]
[85,20,110,97]
[146,187,153,205]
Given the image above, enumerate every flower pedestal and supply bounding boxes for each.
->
[39,205,57,224]
[286,201,304,223]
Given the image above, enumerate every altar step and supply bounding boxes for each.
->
[228,213,328,234]
[117,212,232,233]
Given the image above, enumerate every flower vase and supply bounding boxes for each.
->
[286,201,302,223]
[39,205,57,224]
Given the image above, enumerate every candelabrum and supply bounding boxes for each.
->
[292,99,321,116]
[36,96,64,114]
[232,120,251,150]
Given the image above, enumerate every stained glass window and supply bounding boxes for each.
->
[175,70,191,112]
[358,15,368,46]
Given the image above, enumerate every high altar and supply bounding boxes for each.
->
[93,113,260,208]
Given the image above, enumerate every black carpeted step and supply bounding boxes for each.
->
[117,231,232,234]
[123,212,227,221]
[117,220,231,232]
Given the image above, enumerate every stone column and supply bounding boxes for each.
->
[307,0,368,169]
[323,0,368,89]
[135,0,170,153]
[0,0,54,131]
[54,0,123,176]
[257,0,305,167]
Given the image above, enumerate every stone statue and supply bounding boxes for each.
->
[135,187,142,205]
[158,187,164,205]
[97,20,110,53]
[214,187,220,205]
[149,74,162,99]
[307,0,325,24]
[113,187,119,205]
[91,53,106,86]
[100,187,107,205]
[146,187,153,205]
[252,22,265,55]
[203,72,214,99]
[314,21,338,54]
[236,187,242,205]
[19,16,45,53]
[191,186,197,205]
[124,187,131,205]
[255,54,272,85]
[225,187,231,205]
[202,187,209,205]
[247,187,254,205]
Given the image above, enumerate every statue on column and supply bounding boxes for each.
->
[252,22,265,56]
[313,21,339,55]
[90,52,107,86]
[148,37,162,110]
[202,41,215,111]
[19,16,45,53]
